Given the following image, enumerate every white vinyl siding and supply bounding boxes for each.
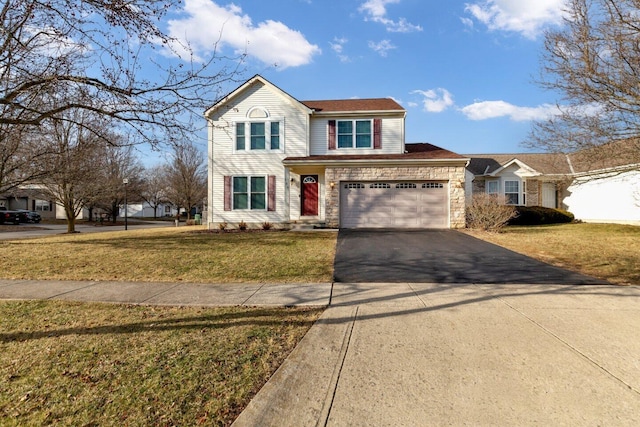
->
[209,81,310,224]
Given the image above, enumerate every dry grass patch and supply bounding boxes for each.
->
[465,223,640,285]
[0,300,322,426]
[0,227,336,283]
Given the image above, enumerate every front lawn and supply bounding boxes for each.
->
[0,300,322,426]
[465,223,640,285]
[0,227,337,283]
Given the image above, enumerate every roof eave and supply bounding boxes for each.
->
[283,157,469,168]
[311,110,406,117]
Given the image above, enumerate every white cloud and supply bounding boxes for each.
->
[166,0,320,69]
[330,37,350,62]
[460,17,474,29]
[465,0,565,39]
[368,39,396,57]
[359,0,423,33]
[412,88,455,113]
[460,100,559,121]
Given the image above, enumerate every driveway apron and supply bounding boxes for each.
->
[333,229,606,284]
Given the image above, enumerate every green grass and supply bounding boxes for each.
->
[0,300,322,426]
[0,227,337,283]
[465,223,640,285]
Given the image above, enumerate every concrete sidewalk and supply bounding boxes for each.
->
[2,279,640,425]
[0,279,332,306]
[234,282,640,426]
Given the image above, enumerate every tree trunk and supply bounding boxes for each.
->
[64,203,76,233]
[111,201,118,223]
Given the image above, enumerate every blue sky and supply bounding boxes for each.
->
[158,0,569,158]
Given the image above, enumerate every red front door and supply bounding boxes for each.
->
[301,175,319,216]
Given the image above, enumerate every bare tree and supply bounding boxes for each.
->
[97,145,145,223]
[140,165,170,218]
[164,142,206,219]
[0,124,55,194]
[529,0,640,167]
[0,0,244,148]
[36,111,107,233]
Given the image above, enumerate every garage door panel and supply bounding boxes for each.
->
[340,181,449,228]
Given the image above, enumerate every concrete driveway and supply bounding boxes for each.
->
[333,229,606,284]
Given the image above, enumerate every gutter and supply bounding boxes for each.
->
[283,157,470,168]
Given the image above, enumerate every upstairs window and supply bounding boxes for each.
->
[270,122,280,150]
[235,121,282,151]
[236,123,245,150]
[337,120,372,148]
[250,123,266,150]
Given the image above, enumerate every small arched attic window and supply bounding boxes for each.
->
[247,107,269,119]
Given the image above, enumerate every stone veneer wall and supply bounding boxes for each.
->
[324,165,467,228]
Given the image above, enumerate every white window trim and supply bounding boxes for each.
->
[232,175,268,211]
[233,119,284,153]
[486,178,526,206]
[336,119,373,149]
[504,179,520,205]
[34,199,50,211]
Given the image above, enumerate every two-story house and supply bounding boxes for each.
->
[205,75,469,229]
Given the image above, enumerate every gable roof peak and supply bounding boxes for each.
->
[204,74,310,117]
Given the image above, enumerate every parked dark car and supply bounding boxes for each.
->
[17,210,41,223]
[14,210,29,223]
[0,208,20,225]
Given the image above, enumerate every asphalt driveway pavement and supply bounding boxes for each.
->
[333,229,607,284]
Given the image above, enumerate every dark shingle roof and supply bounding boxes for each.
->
[463,139,640,176]
[285,143,467,162]
[464,153,573,175]
[301,98,404,112]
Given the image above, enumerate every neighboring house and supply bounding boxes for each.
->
[118,202,178,218]
[0,188,58,220]
[464,152,572,209]
[465,142,640,225]
[205,75,469,229]
[1,185,179,221]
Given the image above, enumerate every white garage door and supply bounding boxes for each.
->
[340,181,449,228]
